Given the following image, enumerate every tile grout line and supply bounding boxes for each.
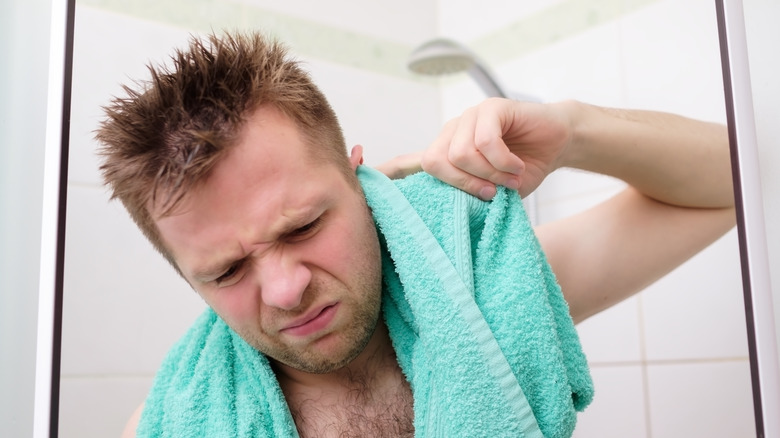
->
[637,293,653,438]
[60,373,157,379]
[588,356,752,368]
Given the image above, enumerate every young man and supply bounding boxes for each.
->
[99,32,734,437]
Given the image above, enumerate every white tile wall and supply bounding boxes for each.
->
[572,365,648,438]
[438,0,567,42]
[307,60,441,166]
[69,6,196,186]
[62,184,205,376]
[619,0,726,121]
[62,1,753,437]
[59,376,154,438]
[646,361,755,437]
[576,296,643,364]
[499,19,624,106]
[642,230,747,361]
[234,0,438,45]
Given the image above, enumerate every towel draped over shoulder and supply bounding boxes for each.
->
[136,167,593,438]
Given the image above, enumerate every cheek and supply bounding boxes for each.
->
[316,212,379,277]
[199,285,263,329]
[306,228,357,274]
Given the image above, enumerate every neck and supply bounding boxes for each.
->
[273,320,414,437]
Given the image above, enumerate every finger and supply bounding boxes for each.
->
[374,152,423,179]
[445,107,523,189]
[421,150,499,200]
[473,104,525,175]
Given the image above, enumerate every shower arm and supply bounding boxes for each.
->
[466,63,509,98]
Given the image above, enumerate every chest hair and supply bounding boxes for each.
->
[288,372,414,438]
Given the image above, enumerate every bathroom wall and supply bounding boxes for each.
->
[0,1,55,437]
[59,0,753,437]
[60,2,439,436]
[435,1,753,437]
[744,0,780,380]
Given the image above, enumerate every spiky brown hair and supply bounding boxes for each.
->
[96,32,350,271]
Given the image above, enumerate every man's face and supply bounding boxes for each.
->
[154,105,382,374]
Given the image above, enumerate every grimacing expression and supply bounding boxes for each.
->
[154,105,383,373]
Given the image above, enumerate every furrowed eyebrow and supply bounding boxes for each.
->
[188,199,331,284]
[191,260,240,284]
[275,203,329,236]
[187,219,304,284]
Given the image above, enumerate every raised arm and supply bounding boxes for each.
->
[527,100,734,322]
[379,98,735,322]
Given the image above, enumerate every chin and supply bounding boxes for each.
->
[279,309,381,375]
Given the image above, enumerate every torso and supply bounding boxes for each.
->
[284,358,414,437]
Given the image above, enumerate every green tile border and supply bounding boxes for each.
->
[473,0,658,64]
[77,0,659,80]
[77,0,416,78]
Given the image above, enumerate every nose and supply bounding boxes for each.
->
[255,250,311,310]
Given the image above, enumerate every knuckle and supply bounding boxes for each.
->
[448,147,470,167]
[420,152,440,173]
[473,135,493,153]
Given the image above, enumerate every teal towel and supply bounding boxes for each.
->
[360,167,592,438]
[136,167,593,438]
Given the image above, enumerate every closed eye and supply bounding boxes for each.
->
[215,261,243,286]
[287,216,323,241]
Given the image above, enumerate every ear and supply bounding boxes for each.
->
[349,145,364,170]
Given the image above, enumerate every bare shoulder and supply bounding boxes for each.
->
[120,402,144,438]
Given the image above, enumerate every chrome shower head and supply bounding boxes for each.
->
[407,38,477,75]
[407,38,540,225]
[407,38,508,98]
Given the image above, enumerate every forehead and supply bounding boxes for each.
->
[152,105,353,276]
[153,105,327,214]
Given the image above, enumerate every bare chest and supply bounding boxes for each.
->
[289,377,414,438]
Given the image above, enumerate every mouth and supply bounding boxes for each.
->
[280,303,339,337]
